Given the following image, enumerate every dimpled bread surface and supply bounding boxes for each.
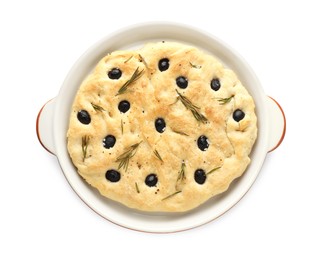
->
[67,42,257,212]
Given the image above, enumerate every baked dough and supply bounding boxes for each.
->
[67,42,257,212]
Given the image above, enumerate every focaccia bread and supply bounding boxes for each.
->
[67,42,257,212]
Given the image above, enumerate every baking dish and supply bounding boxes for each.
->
[36,22,286,233]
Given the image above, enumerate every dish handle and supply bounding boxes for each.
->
[36,98,56,155]
[36,96,285,155]
[267,96,286,152]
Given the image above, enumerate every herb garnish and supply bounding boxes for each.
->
[135,182,140,193]
[172,129,189,136]
[153,149,163,162]
[91,103,105,112]
[139,54,149,70]
[124,55,133,63]
[115,141,142,171]
[177,161,186,183]
[189,62,202,69]
[175,161,186,190]
[115,67,144,96]
[176,90,208,123]
[217,95,234,105]
[81,135,90,162]
[206,166,221,175]
[121,119,124,135]
[162,190,182,201]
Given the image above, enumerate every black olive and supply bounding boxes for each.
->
[210,78,221,91]
[176,76,188,89]
[145,173,158,187]
[155,118,166,133]
[105,169,121,182]
[158,58,170,71]
[233,109,245,122]
[108,68,122,80]
[194,169,206,184]
[197,135,209,151]
[118,100,130,113]
[103,135,116,149]
[77,110,91,125]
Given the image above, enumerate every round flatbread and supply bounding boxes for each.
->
[67,42,257,212]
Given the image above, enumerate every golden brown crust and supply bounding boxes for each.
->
[67,42,257,212]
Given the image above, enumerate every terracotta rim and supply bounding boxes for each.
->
[36,99,54,155]
[268,96,286,152]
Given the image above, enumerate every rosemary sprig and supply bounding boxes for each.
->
[172,129,189,136]
[124,55,133,63]
[162,190,182,201]
[91,103,105,112]
[217,95,234,105]
[175,161,186,191]
[135,182,140,193]
[139,54,149,70]
[115,67,144,96]
[169,98,179,106]
[189,62,202,69]
[81,136,89,162]
[206,166,221,175]
[177,161,186,182]
[153,149,163,162]
[115,141,142,171]
[176,90,208,123]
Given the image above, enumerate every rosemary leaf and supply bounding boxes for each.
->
[91,103,105,112]
[162,191,182,201]
[206,167,221,175]
[116,67,144,96]
[172,129,189,136]
[135,182,140,193]
[139,54,149,70]
[217,95,234,105]
[121,119,124,135]
[176,90,208,124]
[189,62,202,69]
[115,141,142,171]
[191,109,208,123]
[154,149,163,162]
[169,98,179,106]
[81,136,89,162]
[175,161,186,191]
[177,161,186,182]
[124,55,133,63]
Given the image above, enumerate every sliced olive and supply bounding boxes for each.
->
[77,110,91,125]
[210,78,221,91]
[106,169,121,182]
[194,169,206,184]
[103,135,116,149]
[233,109,245,122]
[118,100,130,113]
[155,118,166,133]
[108,68,122,80]
[176,76,188,89]
[197,135,209,151]
[158,58,170,71]
[145,173,158,187]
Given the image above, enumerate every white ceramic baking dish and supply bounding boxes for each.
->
[36,22,286,233]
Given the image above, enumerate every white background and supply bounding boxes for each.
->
[0,0,320,259]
